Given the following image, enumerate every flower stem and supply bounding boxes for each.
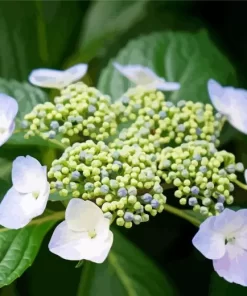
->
[163,204,201,227]
[234,179,247,191]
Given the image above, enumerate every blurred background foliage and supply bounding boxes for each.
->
[0,0,247,295]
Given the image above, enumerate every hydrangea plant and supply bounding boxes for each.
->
[1,59,247,290]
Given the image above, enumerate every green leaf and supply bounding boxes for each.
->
[0,211,64,288]
[0,1,82,80]
[77,230,177,296]
[71,0,149,63]
[98,30,236,103]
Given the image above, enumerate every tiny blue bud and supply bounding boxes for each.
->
[235,162,244,172]
[100,185,109,194]
[68,116,76,122]
[88,105,96,113]
[217,194,225,203]
[189,197,198,206]
[142,193,152,203]
[101,170,109,178]
[76,115,83,123]
[181,169,189,178]
[124,212,134,222]
[177,124,185,132]
[50,121,59,130]
[21,120,29,129]
[166,102,174,108]
[112,151,120,160]
[218,169,227,176]
[226,164,235,173]
[79,151,86,161]
[49,131,56,139]
[104,212,113,220]
[55,181,63,189]
[196,128,202,135]
[215,202,224,212]
[177,100,186,108]
[117,188,128,197]
[72,171,81,180]
[128,187,137,196]
[193,154,202,161]
[121,96,130,105]
[229,183,234,192]
[159,111,167,119]
[154,185,162,194]
[151,199,159,209]
[133,103,141,110]
[53,165,62,172]
[147,109,155,116]
[191,186,200,195]
[199,166,207,173]
[84,182,94,191]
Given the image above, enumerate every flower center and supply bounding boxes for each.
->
[32,191,40,199]
[225,236,236,244]
[88,229,97,239]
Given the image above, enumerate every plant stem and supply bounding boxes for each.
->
[163,204,201,227]
[234,179,247,191]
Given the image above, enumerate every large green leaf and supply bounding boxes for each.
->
[0,211,64,288]
[77,230,177,296]
[98,30,236,103]
[72,0,149,63]
[0,1,82,80]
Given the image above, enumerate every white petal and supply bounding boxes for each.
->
[213,208,245,235]
[155,80,181,91]
[0,121,15,147]
[48,221,113,263]
[0,187,37,229]
[113,63,158,85]
[64,64,88,85]
[65,199,105,232]
[207,79,230,115]
[29,69,67,89]
[234,209,247,249]
[213,244,247,286]
[12,156,47,194]
[33,182,50,217]
[0,94,18,128]
[192,216,225,259]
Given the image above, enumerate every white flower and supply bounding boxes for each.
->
[207,79,247,134]
[28,64,88,89]
[48,198,113,263]
[0,94,18,147]
[113,62,180,91]
[0,156,50,229]
[192,208,247,286]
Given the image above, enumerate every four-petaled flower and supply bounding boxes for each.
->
[28,64,88,89]
[113,63,180,91]
[0,94,18,147]
[208,79,247,134]
[0,156,50,229]
[193,208,247,286]
[48,198,113,263]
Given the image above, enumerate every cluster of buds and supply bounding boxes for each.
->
[21,82,117,145]
[48,140,166,228]
[111,87,224,153]
[158,141,244,216]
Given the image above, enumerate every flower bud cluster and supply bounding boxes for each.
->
[22,82,117,145]
[158,140,244,216]
[48,140,166,228]
[111,87,224,153]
